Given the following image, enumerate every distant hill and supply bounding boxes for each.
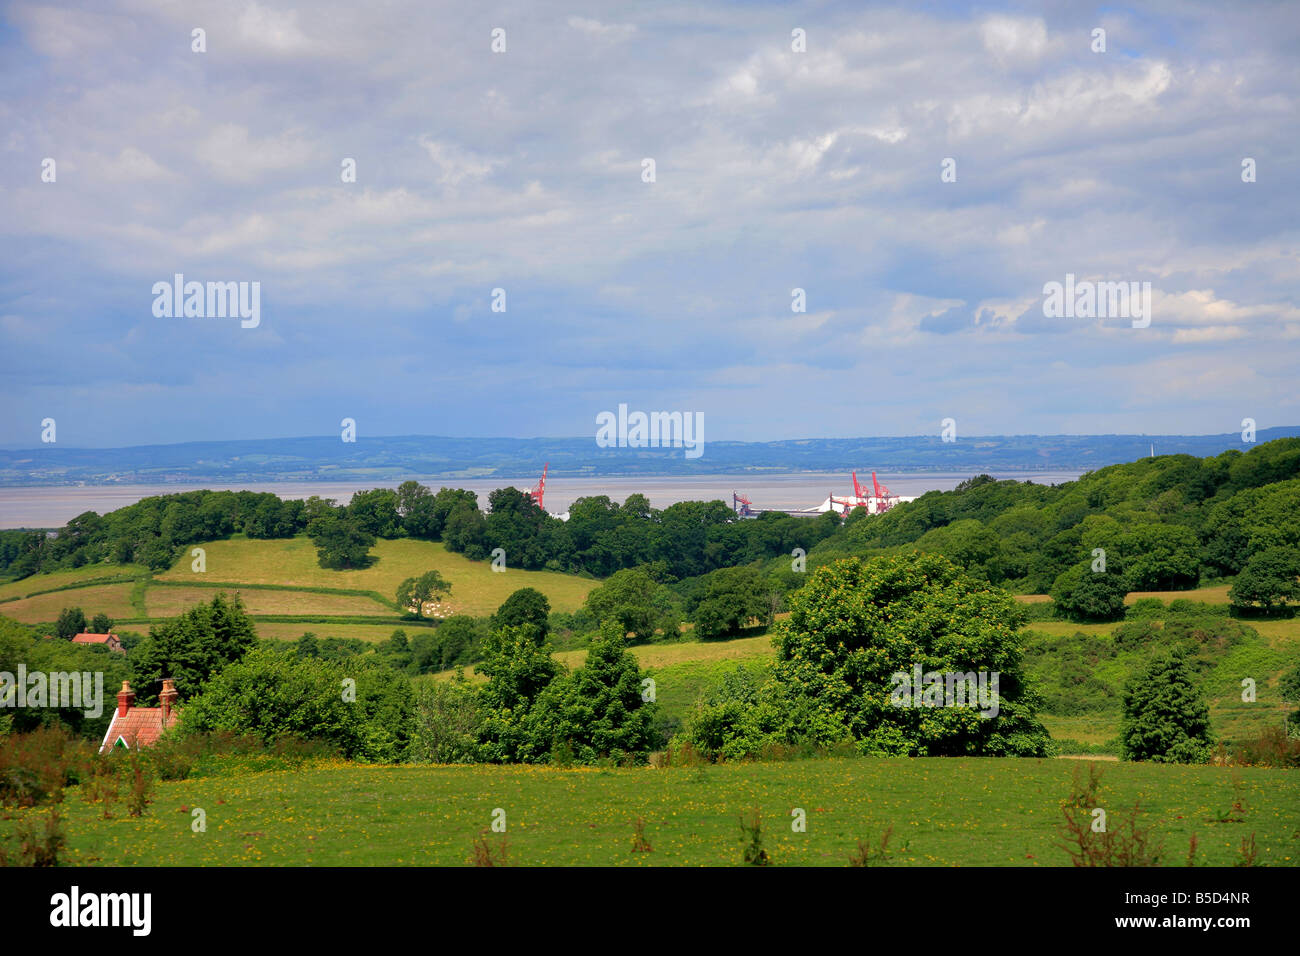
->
[2,428,1297,485]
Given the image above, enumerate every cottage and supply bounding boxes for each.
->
[99,679,179,754]
[72,632,125,655]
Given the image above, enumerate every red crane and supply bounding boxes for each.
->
[832,471,901,515]
[529,463,547,511]
[733,491,754,517]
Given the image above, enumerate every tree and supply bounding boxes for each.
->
[1229,546,1300,612]
[689,566,766,640]
[584,567,672,642]
[89,613,113,633]
[397,481,440,539]
[130,592,258,703]
[1116,524,1200,591]
[409,616,486,673]
[55,607,87,640]
[396,570,453,618]
[678,663,773,761]
[476,626,563,763]
[308,512,376,570]
[1050,557,1129,623]
[769,552,1052,757]
[525,627,659,764]
[348,488,403,538]
[492,587,551,640]
[442,501,488,560]
[1120,652,1213,763]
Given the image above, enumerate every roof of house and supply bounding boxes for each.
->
[72,632,119,644]
[99,705,179,753]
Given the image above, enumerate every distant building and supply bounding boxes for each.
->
[71,632,125,655]
[99,679,180,754]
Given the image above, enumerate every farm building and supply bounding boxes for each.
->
[72,632,125,654]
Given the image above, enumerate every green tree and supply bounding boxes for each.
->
[1050,557,1129,623]
[1229,546,1300,612]
[55,607,87,640]
[690,566,766,639]
[89,612,113,633]
[1116,523,1200,591]
[308,512,376,570]
[584,567,672,642]
[769,552,1051,757]
[475,626,563,763]
[410,616,485,673]
[397,481,441,539]
[442,501,488,560]
[130,592,257,702]
[677,662,776,761]
[348,488,403,538]
[396,570,452,618]
[525,627,659,764]
[1119,652,1213,763]
[492,587,551,640]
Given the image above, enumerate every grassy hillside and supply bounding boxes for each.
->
[153,536,595,617]
[20,757,1297,867]
[0,536,597,639]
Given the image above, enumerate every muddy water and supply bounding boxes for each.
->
[0,472,1083,529]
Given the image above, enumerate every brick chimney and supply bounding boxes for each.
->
[116,680,135,718]
[160,678,178,724]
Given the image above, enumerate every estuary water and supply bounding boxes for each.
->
[0,472,1084,529]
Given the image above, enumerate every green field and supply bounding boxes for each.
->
[154,537,596,617]
[1,582,140,626]
[0,564,148,602]
[0,536,598,639]
[21,757,1298,867]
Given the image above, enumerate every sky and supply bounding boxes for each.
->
[0,0,1297,448]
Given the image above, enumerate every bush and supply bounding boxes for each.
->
[411,676,482,764]
[181,648,415,761]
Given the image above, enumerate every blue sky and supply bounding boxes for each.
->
[1,0,1297,447]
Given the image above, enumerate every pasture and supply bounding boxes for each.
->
[25,756,1300,867]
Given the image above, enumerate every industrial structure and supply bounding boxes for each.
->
[529,463,547,511]
[733,471,915,518]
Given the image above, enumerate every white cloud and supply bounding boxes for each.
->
[567,16,635,41]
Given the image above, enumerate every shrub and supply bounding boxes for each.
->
[739,810,769,866]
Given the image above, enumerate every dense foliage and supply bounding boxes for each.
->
[1119,652,1215,763]
[676,553,1053,759]
[182,646,414,762]
[130,593,258,704]
[6,441,1298,615]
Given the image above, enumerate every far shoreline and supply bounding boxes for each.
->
[0,471,1084,530]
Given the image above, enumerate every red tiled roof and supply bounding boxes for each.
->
[72,632,118,644]
[99,706,180,753]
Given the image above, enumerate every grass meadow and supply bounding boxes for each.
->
[21,756,1298,867]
